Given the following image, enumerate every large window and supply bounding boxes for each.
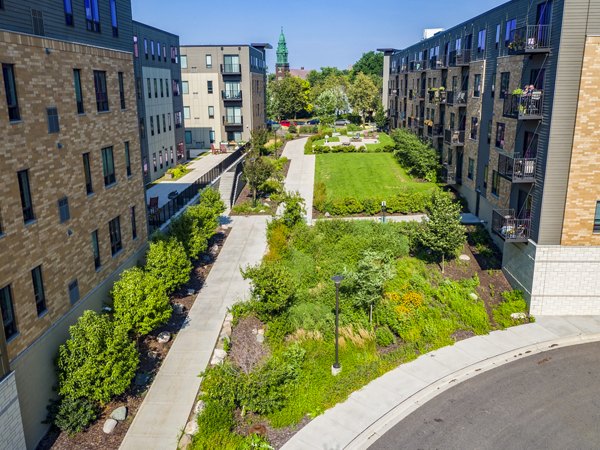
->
[47,107,60,133]
[31,266,46,316]
[91,230,101,269]
[144,38,148,59]
[31,9,45,36]
[473,74,482,97]
[64,0,74,26]
[58,197,70,223]
[3,64,20,121]
[93,71,109,112]
[118,72,126,109]
[131,206,137,240]
[477,29,486,52]
[181,55,188,69]
[109,216,122,256]
[182,81,189,94]
[101,147,116,186]
[495,122,506,149]
[83,153,93,194]
[175,111,182,128]
[17,170,34,223]
[500,72,510,99]
[594,202,600,234]
[0,285,17,340]
[84,0,100,32]
[225,107,242,125]
[224,81,241,99]
[133,35,138,58]
[73,69,84,114]
[173,79,180,96]
[468,158,475,180]
[505,18,517,47]
[110,0,118,36]
[470,117,479,140]
[491,170,500,196]
[495,24,501,48]
[223,55,240,73]
[125,142,131,177]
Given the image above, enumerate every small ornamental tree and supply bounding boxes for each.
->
[242,262,296,319]
[243,154,273,205]
[419,190,466,273]
[112,267,172,336]
[145,238,191,294]
[281,192,306,228]
[170,203,220,259]
[56,310,138,405]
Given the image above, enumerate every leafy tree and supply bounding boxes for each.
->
[242,262,296,319]
[56,310,138,405]
[281,192,306,228]
[249,127,270,155]
[268,76,312,120]
[314,88,348,125]
[243,154,273,205]
[348,73,379,123]
[374,102,389,130]
[352,51,384,78]
[145,238,191,294]
[199,187,226,216]
[112,267,172,336]
[170,204,219,258]
[419,190,466,272]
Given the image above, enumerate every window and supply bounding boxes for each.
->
[206,54,212,68]
[166,78,170,97]
[207,80,213,94]
[185,130,192,144]
[209,129,215,143]
[495,24,501,48]
[73,69,84,114]
[151,40,155,60]
[505,18,516,47]
[225,107,242,125]
[163,44,167,62]
[483,164,489,189]
[170,147,174,164]
[124,142,131,177]
[495,123,505,149]
[130,206,137,240]
[91,230,100,269]
[223,55,240,73]
[154,78,158,98]
[224,81,241,99]
[594,202,600,233]
[473,74,482,97]
[162,114,166,133]
[181,55,188,69]
[500,72,510,99]
[133,35,138,58]
[101,147,116,186]
[159,151,163,168]
[147,77,152,99]
[487,120,492,144]
[477,29,486,52]
[47,107,60,133]
[156,114,160,134]
[173,79,180,96]
[171,46,178,63]
[491,170,500,196]
[168,113,172,130]
[0,285,17,339]
[68,280,79,304]
[31,9,45,35]
[491,72,496,98]
[118,72,126,109]
[17,170,34,223]
[182,81,189,94]
[470,117,478,140]
[160,79,164,97]
[468,158,475,180]
[110,0,118,36]
[31,266,46,316]
[208,106,214,119]
[175,111,182,128]
[3,64,20,121]
[83,153,93,194]
[150,116,155,136]
[93,71,108,112]
[64,0,74,26]
[139,117,146,138]
[58,197,70,223]
[153,153,157,172]
[109,216,122,256]
[144,38,148,59]
[84,0,100,32]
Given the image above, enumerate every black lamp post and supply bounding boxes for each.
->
[331,275,344,375]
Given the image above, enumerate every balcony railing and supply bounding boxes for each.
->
[410,60,427,71]
[503,91,543,120]
[429,89,447,104]
[445,90,467,106]
[498,154,536,183]
[418,88,426,100]
[222,91,243,101]
[455,49,472,66]
[444,128,465,146]
[223,115,243,126]
[441,164,457,185]
[221,64,241,74]
[492,209,531,243]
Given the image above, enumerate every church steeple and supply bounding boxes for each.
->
[276,27,290,80]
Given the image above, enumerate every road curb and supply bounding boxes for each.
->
[347,332,600,449]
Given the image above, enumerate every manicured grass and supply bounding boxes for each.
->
[312,136,340,146]
[365,132,395,151]
[315,153,436,201]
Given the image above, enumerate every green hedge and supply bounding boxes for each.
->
[317,190,433,216]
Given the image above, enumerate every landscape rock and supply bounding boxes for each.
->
[147,350,159,360]
[157,331,171,344]
[184,420,199,435]
[459,254,471,262]
[173,303,185,314]
[469,292,479,301]
[324,212,331,218]
[211,348,227,365]
[134,372,150,386]
[178,433,192,449]
[256,329,265,344]
[194,400,205,415]
[511,312,528,320]
[187,288,196,296]
[210,244,219,256]
[110,406,128,421]
[225,313,233,323]
[103,418,118,434]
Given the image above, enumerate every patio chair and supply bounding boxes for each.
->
[220,143,228,154]
[210,143,218,155]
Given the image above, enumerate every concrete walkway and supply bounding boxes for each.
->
[282,316,600,450]
[146,152,231,208]
[316,214,426,223]
[120,215,269,450]
[281,137,315,224]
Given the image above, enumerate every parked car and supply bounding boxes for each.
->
[266,119,278,125]
[308,118,320,125]
[334,119,351,126]
[280,120,291,127]
[295,120,306,126]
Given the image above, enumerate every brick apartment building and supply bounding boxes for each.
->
[382,0,600,315]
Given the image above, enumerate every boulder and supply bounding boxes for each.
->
[103,418,118,434]
[459,254,471,262]
[184,420,199,435]
[110,406,127,422]
[157,331,171,344]
[178,433,192,450]
[173,303,185,314]
[187,288,196,296]
[194,400,205,415]
[211,348,227,365]
[469,292,479,301]
[210,244,219,256]
[225,313,233,323]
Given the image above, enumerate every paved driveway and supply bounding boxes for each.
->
[371,342,600,450]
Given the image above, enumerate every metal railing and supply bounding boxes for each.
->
[445,90,467,106]
[498,154,536,183]
[409,60,426,71]
[427,123,444,137]
[223,116,243,126]
[492,209,531,242]
[147,147,246,232]
[221,63,241,74]
[455,49,472,66]
[503,91,543,119]
[444,128,465,146]
[526,25,551,52]
[222,90,243,101]
[441,164,456,185]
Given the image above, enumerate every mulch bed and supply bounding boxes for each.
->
[38,228,231,450]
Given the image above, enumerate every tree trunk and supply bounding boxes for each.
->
[369,304,373,324]
[252,188,257,206]
[442,253,445,274]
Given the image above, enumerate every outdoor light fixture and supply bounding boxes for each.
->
[331,275,344,376]
[381,201,387,224]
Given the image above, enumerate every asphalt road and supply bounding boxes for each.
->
[370,342,600,450]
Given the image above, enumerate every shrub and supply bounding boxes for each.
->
[347,123,361,132]
[259,179,283,196]
[313,181,328,212]
[231,200,270,215]
[285,133,295,140]
[112,267,172,336]
[145,238,191,294]
[199,187,226,216]
[375,326,396,347]
[493,290,528,328]
[287,302,334,336]
[48,396,99,436]
[166,164,188,180]
[391,129,440,180]
[281,192,306,228]
[299,125,318,134]
[56,310,138,405]
[170,204,219,259]
[196,399,236,437]
[243,262,297,319]
[288,123,297,134]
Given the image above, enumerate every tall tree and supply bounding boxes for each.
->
[348,72,379,123]
[314,87,348,125]
[268,75,312,120]
[352,51,384,78]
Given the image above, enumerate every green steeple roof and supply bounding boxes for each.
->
[277,27,288,65]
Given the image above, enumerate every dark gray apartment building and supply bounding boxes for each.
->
[382,0,600,316]
[132,21,185,185]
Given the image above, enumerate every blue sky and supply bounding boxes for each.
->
[132,0,505,72]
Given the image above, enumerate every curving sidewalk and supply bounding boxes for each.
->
[281,137,315,224]
[281,316,600,450]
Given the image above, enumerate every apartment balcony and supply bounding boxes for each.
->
[221,64,241,75]
[408,90,414,101]
[427,123,444,138]
[445,90,467,106]
[429,57,446,70]
[410,60,427,71]
[455,49,472,66]
[222,91,243,102]
[444,128,465,146]
[441,164,457,185]
[492,209,531,243]
[508,25,552,54]
[429,89,447,104]
[223,116,243,127]
[502,91,543,120]
[418,89,426,100]
[498,153,536,183]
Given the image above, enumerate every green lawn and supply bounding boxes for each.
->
[365,132,395,151]
[312,136,340,146]
[315,153,435,201]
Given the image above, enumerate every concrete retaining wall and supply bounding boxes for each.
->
[0,372,26,450]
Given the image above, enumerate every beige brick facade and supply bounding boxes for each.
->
[561,36,600,246]
[0,31,147,362]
